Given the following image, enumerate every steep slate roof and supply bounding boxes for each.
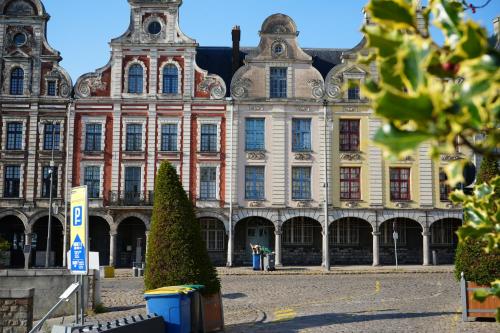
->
[196,46,347,93]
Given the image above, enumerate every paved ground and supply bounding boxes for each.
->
[41,268,497,333]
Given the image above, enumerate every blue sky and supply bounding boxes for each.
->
[41,0,499,80]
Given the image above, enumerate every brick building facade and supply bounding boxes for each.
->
[1,0,488,268]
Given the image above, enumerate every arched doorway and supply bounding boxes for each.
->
[199,218,227,266]
[281,217,322,266]
[430,218,462,264]
[379,218,422,265]
[31,216,63,267]
[234,217,275,266]
[116,217,146,268]
[89,216,111,266]
[0,215,25,268]
[329,217,372,265]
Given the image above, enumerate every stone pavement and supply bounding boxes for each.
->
[37,268,497,333]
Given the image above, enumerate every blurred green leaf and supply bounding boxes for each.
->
[367,0,416,29]
[374,124,432,155]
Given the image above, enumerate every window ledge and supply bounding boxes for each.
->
[83,150,104,155]
[123,151,144,155]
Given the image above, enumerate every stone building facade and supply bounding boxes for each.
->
[0,0,477,268]
[0,0,72,268]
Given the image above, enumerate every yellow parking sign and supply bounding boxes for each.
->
[70,186,88,275]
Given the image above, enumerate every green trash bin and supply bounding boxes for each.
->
[181,284,205,333]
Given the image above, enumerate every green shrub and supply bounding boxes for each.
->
[455,238,500,286]
[0,237,10,251]
[144,161,220,295]
[476,156,500,185]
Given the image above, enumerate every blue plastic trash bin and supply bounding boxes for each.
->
[252,253,261,270]
[144,286,194,333]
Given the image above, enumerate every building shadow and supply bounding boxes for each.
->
[223,293,248,300]
[226,311,459,333]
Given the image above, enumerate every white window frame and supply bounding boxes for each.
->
[82,116,106,152]
[265,63,293,99]
[0,163,25,199]
[120,162,145,199]
[158,59,182,97]
[157,117,181,152]
[3,63,29,96]
[197,117,221,153]
[122,118,147,152]
[123,59,148,96]
[80,163,104,199]
[197,163,220,201]
[2,117,27,151]
[38,119,65,152]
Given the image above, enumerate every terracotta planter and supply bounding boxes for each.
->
[202,292,224,332]
[461,273,500,321]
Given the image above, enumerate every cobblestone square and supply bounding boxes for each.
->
[81,271,497,333]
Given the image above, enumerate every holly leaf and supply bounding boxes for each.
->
[375,89,433,121]
[374,124,432,156]
[367,0,416,29]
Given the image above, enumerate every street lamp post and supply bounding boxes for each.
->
[42,121,58,268]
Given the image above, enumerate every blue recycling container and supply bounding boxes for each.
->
[252,253,261,270]
[144,287,193,333]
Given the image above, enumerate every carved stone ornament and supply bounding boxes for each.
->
[307,79,325,99]
[231,77,252,99]
[247,151,266,160]
[45,68,71,98]
[395,202,409,208]
[271,39,287,58]
[340,153,362,161]
[297,201,310,208]
[249,105,264,111]
[298,106,310,112]
[5,0,35,16]
[441,153,464,161]
[345,201,359,208]
[7,26,33,50]
[77,74,107,98]
[142,14,166,41]
[198,74,226,100]
[344,107,357,112]
[326,75,343,99]
[295,152,312,161]
[249,201,261,208]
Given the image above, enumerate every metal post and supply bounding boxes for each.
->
[227,98,234,267]
[63,102,72,267]
[323,100,330,271]
[80,275,84,324]
[45,123,56,268]
[393,221,398,269]
[74,275,79,324]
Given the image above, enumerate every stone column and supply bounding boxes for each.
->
[24,232,32,269]
[372,231,380,266]
[422,228,431,266]
[109,232,117,267]
[274,225,282,266]
[226,227,234,267]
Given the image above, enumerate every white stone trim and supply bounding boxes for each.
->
[123,58,148,96]
[0,163,25,199]
[2,116,28,151]
[120,162,145,197]
[122,117,147,152]
[79,162,104,199]
[81,116,106,152]
[158,59,182,97]
[265,64,293,99]
[157,117,181,152]
[38,119,65,152]
[197,117,222,152]
[197,162,221,201]
[3,63,30,96]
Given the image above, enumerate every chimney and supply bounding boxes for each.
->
[232,25,241,76]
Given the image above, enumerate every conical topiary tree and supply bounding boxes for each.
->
[476,156,500,185]
[144,161,220,295]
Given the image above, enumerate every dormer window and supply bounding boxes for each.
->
[128,64,144,94]
[47,81,57,96]
[148,21,162,35]
[10,68,24,95]
[348,80,360,100]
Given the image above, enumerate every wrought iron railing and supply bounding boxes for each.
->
[108,191,154,206]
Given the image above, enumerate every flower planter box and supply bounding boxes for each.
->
[0,251,11,268]
[461,273,500,321]
[202,292,224,332]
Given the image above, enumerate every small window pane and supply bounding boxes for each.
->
[161,124,178,152]
[128,64,143,94]
[43,123,60,151]
[6,122,23,150]
[292,119,312,152]
[163,65,178,94]
[200,124,218,152]
[126,124,142,151]
[200,167,217,200]
[270,67,287,98]
[245,166,265,200]
[10,68,24,95]
[245,118,265,151]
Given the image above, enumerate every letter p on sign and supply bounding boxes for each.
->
[73,206,82,226]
